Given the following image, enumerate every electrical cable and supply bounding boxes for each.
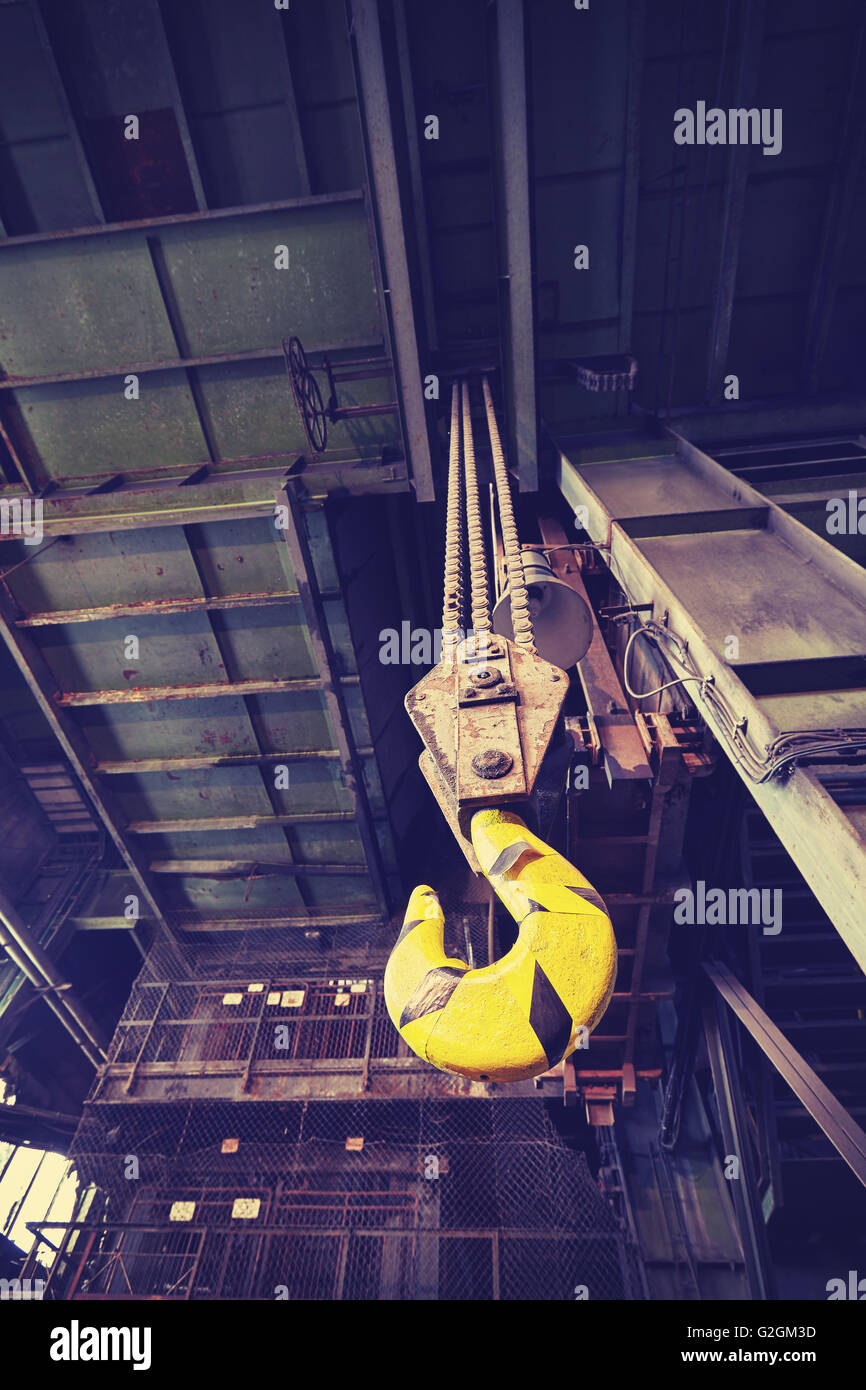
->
[620,613,866,784]
[622,623,706,701]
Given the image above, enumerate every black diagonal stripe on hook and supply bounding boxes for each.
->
[487,841,541,876]
[399,965,467,1028]
[566,885,609,915]
[394,918,423,947]
[528,959,573,1068]
[394,892,441,947]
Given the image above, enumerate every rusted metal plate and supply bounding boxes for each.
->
[456,640,526,804]
[406,634,567,853]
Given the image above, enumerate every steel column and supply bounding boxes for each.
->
[702,987,774,1299]
[704,0,766,404]
[26,0,106,225]
[705,958,866,1190]
[492,0,537,491]
[391,0,438,352]
[0,884,107,1066]
[347,0,434,502]
[150,0,208,211]
[618,0,645,363]
[272,3,312,195]
[801,6,866,394]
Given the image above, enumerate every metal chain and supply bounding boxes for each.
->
[441,381,465,659]
[461,380,492,635]
[481,374,536,653]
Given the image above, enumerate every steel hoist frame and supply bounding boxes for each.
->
[384,378,617,1082]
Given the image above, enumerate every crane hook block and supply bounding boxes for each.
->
[384,808,617,1082]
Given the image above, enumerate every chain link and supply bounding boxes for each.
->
[481,374,536,653]
[461,380,492,635]
[440,375,533,658]
[441,382,465,659]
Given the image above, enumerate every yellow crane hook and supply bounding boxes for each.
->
[384,806,617,1083]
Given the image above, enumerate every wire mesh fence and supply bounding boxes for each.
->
[147,897,493,984]
[92,901,495,1104]
[25,890,645,1300]
[39,1098,643,1300]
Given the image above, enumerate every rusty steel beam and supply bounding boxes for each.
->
[15,591,318,626]
[0,340,382,392]
[0,189,365,249]
[128,811,363,833]
[0,348,286,392]
[85,1061,533,1103]
[146,859,368,878]
[0,588,184,964]
[170,913,381,933]
[69,912,379,932]
[94,747,373,774]
[0,456,406,537]
[276,485,390,916]
[56,675,359,706]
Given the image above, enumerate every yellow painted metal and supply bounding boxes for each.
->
[384,808,617,1082]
